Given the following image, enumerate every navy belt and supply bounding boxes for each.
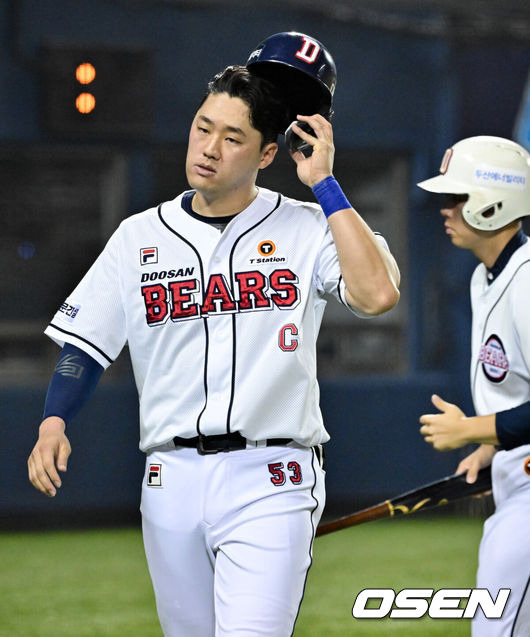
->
[173,432,293,455]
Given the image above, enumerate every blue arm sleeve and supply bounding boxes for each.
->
[43,343,104,425]
[496,401,530,450]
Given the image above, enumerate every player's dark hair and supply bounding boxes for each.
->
[199,65,289,148]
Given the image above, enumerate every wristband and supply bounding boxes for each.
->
[311,176,351,218]
[496,401,530,450]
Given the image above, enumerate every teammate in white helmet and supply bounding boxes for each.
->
[418,135,530,636]
[27,37,400,636]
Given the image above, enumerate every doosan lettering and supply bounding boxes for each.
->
[141,267,195,282]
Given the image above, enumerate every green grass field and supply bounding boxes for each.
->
[0,516,484,636]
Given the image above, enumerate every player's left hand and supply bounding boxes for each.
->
[289,114,334,188]
[456,444,496,484]
[419,394,469,450]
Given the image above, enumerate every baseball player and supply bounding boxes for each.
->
[27,32,400,636]
[418,136,530,636]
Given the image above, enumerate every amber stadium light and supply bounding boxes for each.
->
[75,62,96,85]
[75,92,96,114]
[43,45,154,137]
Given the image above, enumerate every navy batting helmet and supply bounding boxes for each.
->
[246,31,337,123]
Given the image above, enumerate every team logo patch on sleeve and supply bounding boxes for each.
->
[59,302,81,323]
[140,247,158,265]
[147,463,162,487]
[479,334,509,383]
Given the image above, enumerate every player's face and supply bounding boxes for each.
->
[440,194,486,252]
[186,93,277,209]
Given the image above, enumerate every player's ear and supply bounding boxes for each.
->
[259,142,278,170]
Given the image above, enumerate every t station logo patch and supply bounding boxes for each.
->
[249,240,286,265]
[258,240,276,257]
[479,334,509,383]
[147,463,162,487]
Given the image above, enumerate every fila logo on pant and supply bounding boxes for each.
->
[147,464,162,487]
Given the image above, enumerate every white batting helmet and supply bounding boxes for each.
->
[418,136,530,230]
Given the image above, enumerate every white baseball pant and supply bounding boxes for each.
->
[140,443,325,636]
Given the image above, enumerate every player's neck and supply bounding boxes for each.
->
[472,223,522,269]
[192,186,259,218]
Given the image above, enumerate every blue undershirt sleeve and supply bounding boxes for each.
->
[495,401,530,450]
[43,343,104,425]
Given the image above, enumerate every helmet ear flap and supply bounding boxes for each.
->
[463,196,514,230]
[481,206,496,219]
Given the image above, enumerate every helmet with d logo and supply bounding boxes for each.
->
[246,31,336,123]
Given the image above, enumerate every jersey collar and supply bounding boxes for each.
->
[486,229,528,285]
[159,188,282,250]
[181,191,239,231]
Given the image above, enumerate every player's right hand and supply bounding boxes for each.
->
[28,416,71,497]
[456,444,496,484]
[289,114,334,188]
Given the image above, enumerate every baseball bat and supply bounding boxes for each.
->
[316,465,492,537]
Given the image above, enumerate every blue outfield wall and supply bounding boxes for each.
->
[2,383,144,527]
[320,375,474,512]
[2,373,472,527]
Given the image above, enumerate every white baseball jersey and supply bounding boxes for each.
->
[470,235,530,637]
[45,187,379,452]
[470,236,530,505]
